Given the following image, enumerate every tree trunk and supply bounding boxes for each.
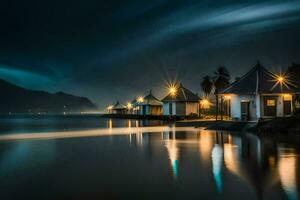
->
[220,97,223,121]
[215,94,218,121]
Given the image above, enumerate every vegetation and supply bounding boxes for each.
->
[200,76,213,97]
[201,66,230,120]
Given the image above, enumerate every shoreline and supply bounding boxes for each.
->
[1,113,300,134]
[176,117,300,134]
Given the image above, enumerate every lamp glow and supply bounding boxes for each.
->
[278,76,284,82]
[169,85,178,97]
[127,102,132,109]
[200,98,211,109]
[107,105,113,110]
[137,96,144,103]
[270,71,295,91]
[224,95,231,100]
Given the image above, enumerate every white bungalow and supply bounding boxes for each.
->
[138,91,163,115]
[221,62,295,121]
[161,84,200,116]
[111,101,127,114]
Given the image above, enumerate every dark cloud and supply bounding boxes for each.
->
[0,0,300,111]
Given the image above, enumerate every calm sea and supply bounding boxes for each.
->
[0,115,299,200]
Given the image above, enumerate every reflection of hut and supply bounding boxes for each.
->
[162,84,200,116]
[138,91,163,115]
[111,101,127,114]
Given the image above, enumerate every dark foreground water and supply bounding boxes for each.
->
[0,116,299,200]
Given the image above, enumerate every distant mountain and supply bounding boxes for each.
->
[0,79,98,114]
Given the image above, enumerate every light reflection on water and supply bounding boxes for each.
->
[0,118,299,199]
[278,147,299,200]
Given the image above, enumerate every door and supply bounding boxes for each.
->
[169,103,173,115]
[241,101,250,121]
[142,105,146,115]
[263,97,277,117]
[283,100,291,115]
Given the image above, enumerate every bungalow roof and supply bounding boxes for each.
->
[222,62,295,94]
[140,91,162,106]
[112,101,127,110]
[161,84,200,102]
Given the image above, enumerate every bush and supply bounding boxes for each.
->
[186,113,199,120]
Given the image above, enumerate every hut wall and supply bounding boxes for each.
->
[163,102,176,115]
[150,106,162,115]
[230,94,257,121]
[175,102,186,115]
[163,103,170,115]
[163,102,198,116]
[185,102,199,115]
[259,94,293,117]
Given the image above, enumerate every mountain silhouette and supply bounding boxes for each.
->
[0,79,98,114]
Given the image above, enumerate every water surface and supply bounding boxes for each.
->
[0,116,299,200]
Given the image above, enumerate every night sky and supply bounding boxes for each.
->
[1,0,300,111]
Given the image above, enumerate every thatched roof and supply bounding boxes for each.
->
[140,91,162,106]
[112,101,126,110]
[222,62,295,94]
[161,84,200,102]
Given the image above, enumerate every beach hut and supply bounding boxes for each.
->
[161,84,200,116]
[111,101,127,114]
[138,91,163,115]
[221,62,295,121]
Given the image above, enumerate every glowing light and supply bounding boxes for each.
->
[212,144,223,193]
[283,94,292,101]
[198,132,213,162]
[169,86,177,96]
[278,147,298,200]
[127,102,132,109]
[108,119,113,129]
[224,95,231,100]
[165,82,179,98]
[165,139,179,179]
[278,76,284,82]
[107,105,113,110]
[137,96,144,103]
[0,126,199,141]
[270,71,295,91]
[200,98,211,109]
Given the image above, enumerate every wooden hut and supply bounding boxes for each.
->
[111,101,127,114]
[138,91,163,115]
[161,84,200,116]
[221,62,295,121]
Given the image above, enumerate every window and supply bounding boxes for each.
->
[267,99,276,106]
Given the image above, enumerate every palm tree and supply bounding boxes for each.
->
[201,76,213,97]
[213,66,230,120]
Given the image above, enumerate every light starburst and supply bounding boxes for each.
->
[269,71,296,92]
[166,82,179,97]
